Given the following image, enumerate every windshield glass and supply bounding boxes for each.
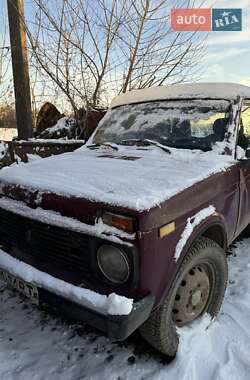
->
[92,99,230,151]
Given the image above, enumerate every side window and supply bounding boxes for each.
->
[191,113,226,138]
[239,100,250,150]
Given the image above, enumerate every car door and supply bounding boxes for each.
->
[235,99,250,234]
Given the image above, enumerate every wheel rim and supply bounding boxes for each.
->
[172,265,211,327]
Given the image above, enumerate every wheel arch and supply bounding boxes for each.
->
[178,216,228,263]
[158,215,228,307]
[199,221,228,250]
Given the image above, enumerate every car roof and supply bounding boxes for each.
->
[110,83,250,108]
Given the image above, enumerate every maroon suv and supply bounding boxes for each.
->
[1,83,250,356]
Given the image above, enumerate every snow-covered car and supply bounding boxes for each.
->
[1,83,250,356]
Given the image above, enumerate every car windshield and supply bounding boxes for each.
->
[92,99,231,151]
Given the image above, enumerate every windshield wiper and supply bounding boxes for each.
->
[87,142,118,151]
[120,139,171,154]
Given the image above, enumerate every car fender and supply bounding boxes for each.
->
[158,211,228,306]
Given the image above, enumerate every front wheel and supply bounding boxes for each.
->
[140,237,228,356]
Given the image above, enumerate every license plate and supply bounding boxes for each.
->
[0,268,39,304]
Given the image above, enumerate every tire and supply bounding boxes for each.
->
[140,237,228,356]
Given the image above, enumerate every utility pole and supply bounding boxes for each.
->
[7,0,33,139]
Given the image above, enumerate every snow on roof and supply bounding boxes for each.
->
[110,83,250,108]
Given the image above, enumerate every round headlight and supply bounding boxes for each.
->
[97,245,130,284]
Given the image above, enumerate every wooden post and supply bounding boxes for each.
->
[7,0,33,139]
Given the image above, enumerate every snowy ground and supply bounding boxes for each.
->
[1,238,250,380]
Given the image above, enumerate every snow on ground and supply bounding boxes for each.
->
[1,237,250,380]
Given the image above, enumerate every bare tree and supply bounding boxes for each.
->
[25,0,130,111]
[118,0,206,92]
[24,0,206,112]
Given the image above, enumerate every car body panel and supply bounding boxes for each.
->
[1,85,250,338]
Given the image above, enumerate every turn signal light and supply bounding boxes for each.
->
[159,221,176,238]
[102,212,134,233]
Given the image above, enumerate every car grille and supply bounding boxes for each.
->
[0,207,92,282]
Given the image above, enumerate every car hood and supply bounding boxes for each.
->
[0,145,235,211]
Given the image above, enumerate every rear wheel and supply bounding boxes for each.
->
[140,237,228,356]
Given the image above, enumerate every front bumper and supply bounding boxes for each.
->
[40,288,154,340]
[0,249,154,340]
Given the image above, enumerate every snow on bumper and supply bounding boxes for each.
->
[0,248,133,316]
